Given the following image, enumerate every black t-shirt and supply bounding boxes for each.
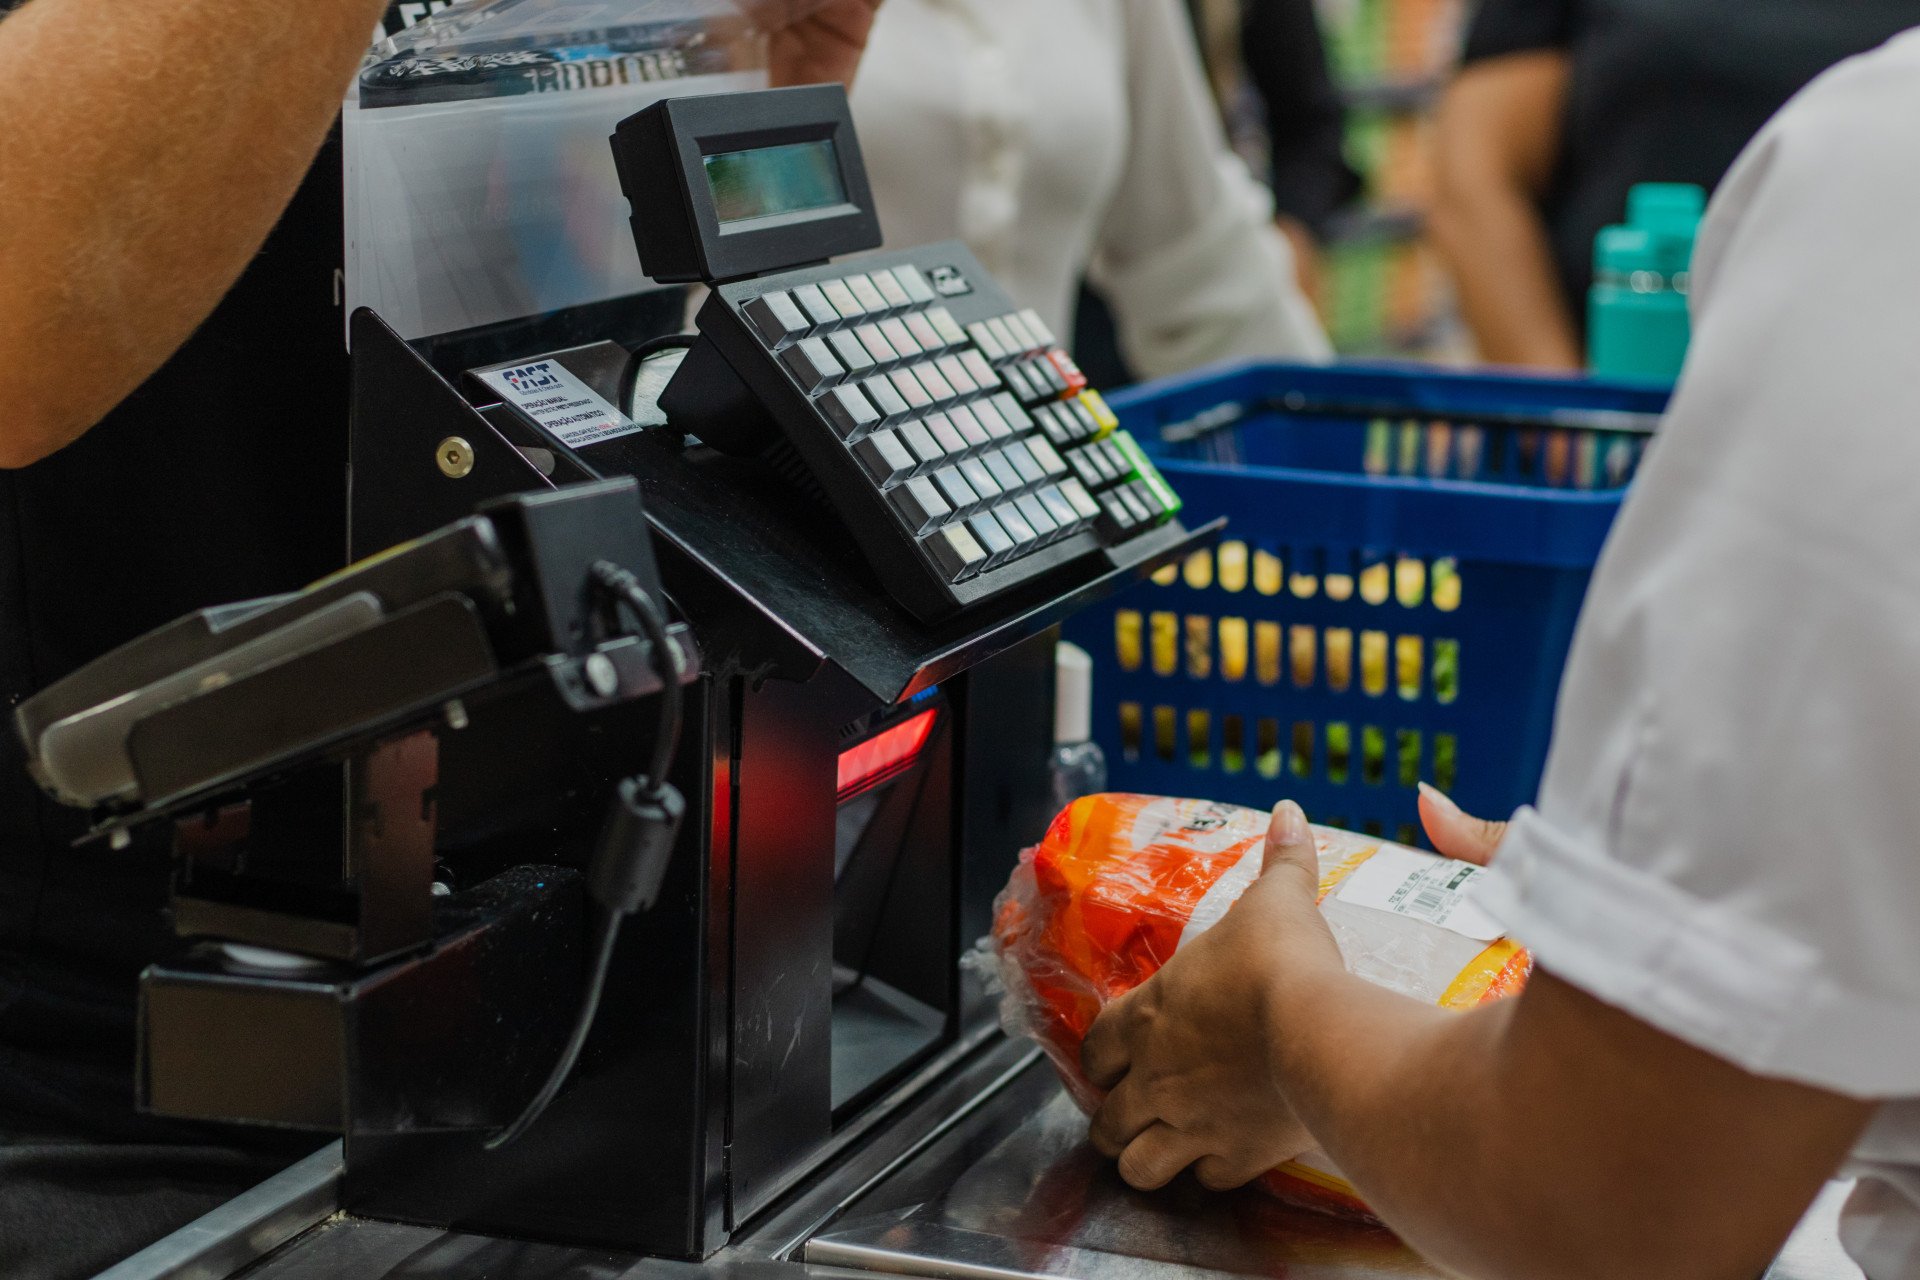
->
[0,18,350,1138]
[1241,0,1363,237]
[1462,0,1920,321]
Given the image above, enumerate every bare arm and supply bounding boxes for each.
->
[0,0,885,470]
[759,0,881,90]
[1274,972,1869,1280]
[0,0,391,468]
[1429,51,1583,370]
[1085,804,1874,1280]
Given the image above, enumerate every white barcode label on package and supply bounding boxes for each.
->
[1333,845,1505,942]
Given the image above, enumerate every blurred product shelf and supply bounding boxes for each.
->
[1317,0,1466,361]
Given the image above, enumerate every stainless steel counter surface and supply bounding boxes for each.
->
[808,1066,1865,1280]
[101,1046,1866,1280]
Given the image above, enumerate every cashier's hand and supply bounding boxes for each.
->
[1081,802,1339,1193]
[1417,782,1506,866]
[752,0,884,90]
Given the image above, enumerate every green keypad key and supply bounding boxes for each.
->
[1110,430,1183,520]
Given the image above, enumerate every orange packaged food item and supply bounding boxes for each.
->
[991,793,1530,1220]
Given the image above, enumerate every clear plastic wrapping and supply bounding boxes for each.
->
[344,0,859,340]
[991,793,1530,1219]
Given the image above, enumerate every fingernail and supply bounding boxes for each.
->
[1272,800,1308,845]
[1417,781,1458,816]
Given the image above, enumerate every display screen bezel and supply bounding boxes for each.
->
[657,86,881,283]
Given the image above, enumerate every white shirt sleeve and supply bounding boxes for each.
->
[1475,31,1920,1099]
[1087,0,1331,379]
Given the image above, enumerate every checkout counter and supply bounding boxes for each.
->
[29,75,1864,1280]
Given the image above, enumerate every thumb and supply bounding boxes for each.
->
[1260,801,1318,883]
[1417,783,1507,866]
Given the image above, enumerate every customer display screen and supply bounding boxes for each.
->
[704,140,847,225]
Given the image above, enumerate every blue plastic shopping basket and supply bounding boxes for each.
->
[1062,361,1671,848]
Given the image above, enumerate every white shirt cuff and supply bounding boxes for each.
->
[1479,807,1920,1097]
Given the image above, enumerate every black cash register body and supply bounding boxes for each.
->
[74,83,1216,1273]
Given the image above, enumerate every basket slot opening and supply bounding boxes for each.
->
[1118,702,1143,763]
[1115,610,1144,673]
[1433,639,1460,705]
[1253,549,1284,596]
[1433,733,1458,793]
[1184,616,1213,681]
[1325,553,1356,601]
[1397,729,1423,790]
[1219,618,1249,683]
[1289,721,1315,779]
[1432,559,1463,611]
[1255,718,1282,779]
[1396,635,1424,701]
[1361,725,1387,787]
[1360,631,1390,697]
[1221,714,1246,774]
[1187,710,1211,769]
[1359,561,1391,605]
[1290,626,1317,689]
[1149,612,1178,677]
[1325,628,1354,693]
[1153,705,1177,763]
[1255,622,1283,687]
[1396,558,1427,609]
[1326,721,1352,785]
[1217,542,1249,593]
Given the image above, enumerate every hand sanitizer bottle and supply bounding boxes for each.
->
[1049,642,1108,815]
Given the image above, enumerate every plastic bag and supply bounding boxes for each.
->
[991,793,1530,1220]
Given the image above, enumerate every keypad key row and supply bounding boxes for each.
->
[742,272,953,347]
[1096,481,1171,539]
[1067,438,1128,489]
[961,309,1059,364]
[1003,349,1088,405]
[1109,429,1184,518]
[827,362,1009,425]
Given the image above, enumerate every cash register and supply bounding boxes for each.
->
[51,81,1215,1273]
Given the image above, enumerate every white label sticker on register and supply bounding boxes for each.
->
[476,359,640,449]
[1333,845,1505,942]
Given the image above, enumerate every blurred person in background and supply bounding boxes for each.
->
[1430,0,1920,370]
[1190,0,1363,308]
[850,0,1334,389]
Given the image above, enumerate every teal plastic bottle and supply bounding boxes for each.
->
[1587,183,1706,384]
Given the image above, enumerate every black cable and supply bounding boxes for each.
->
[484,562,687,1151]
[618,333,698,420]
[588,560,685,792]
[484,906,619,1150]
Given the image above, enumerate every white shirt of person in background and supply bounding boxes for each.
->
[849,0,1331,380]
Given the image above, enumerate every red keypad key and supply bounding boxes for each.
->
[1045,348,1088,397]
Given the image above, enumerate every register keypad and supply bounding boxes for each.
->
[719,255,1183,605]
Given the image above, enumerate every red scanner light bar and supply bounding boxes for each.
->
[837,709,937,799]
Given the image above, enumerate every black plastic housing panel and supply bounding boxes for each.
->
[139,867,582,1132]
[612,84,881,284]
